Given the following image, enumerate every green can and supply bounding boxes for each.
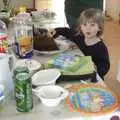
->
[15,72,33,112]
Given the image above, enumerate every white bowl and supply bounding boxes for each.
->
[33,85,68,107]
[15,59,41,72]
[32,69,61,86]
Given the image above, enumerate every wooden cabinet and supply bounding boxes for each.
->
[35,0,53,10]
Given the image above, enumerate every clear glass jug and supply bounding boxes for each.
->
[12,13,33,58]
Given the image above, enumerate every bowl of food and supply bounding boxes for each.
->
[33,85,68,107]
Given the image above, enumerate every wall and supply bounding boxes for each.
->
[106,0,120,21]
[0,0,33,9]
[35,0,67,27]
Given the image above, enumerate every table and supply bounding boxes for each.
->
[0,95,120,120]
[0,48,120,120]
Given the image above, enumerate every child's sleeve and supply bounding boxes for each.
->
[96,45,110,79]
[53,27,75,40]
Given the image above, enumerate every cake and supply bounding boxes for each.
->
[33,28,59,51]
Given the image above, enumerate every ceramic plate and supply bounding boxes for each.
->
[32,69,61,86]
[66,84,119,116]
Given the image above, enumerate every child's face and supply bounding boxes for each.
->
[80,20,100,39]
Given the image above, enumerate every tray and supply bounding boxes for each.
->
[56,72,97,83]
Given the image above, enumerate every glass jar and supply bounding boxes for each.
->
[12,13,33,58]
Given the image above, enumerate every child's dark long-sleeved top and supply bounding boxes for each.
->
[53,27,110,79]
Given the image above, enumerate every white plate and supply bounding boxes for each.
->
[15,59,41,72]
[32,69,61,86]
[34,49,66,55]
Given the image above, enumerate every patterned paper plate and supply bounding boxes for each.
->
[66,84,119,116]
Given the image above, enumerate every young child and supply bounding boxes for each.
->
[49,8,110,80]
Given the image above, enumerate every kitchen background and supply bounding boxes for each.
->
[0,0,119,22]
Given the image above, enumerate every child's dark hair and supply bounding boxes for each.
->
[77,8,104,36]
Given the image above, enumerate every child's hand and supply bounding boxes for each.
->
[47,29,56,37]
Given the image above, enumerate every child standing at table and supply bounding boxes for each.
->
[48,8,110,80]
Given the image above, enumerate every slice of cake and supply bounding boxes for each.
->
[33,28,59,51]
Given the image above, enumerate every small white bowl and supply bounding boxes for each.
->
[15,59,41,72]
[32,69,61,86]
[33,85,68,107]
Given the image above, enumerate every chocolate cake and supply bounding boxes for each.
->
[33,28,59,51]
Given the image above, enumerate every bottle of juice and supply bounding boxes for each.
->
[12,9,33,58]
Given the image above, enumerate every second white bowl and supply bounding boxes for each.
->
[33,85,68,107]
